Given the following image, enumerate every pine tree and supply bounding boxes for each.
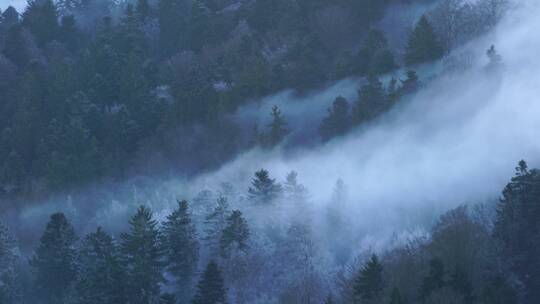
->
[136,0,150,22]
[161,293,178,304]
[405,15,443,66]
[353,254,384,302]
[0,221,19,304]
[399,70,420,96]
[162,200,199,289]
[266,105,288,147]
[319,96,352,142]
[419,258,446,300]
[352,75,388,124]
[494,160,540,304]
[248,169,282,204]
[30,213,78,303]
[204,196,230,256]
[486,45,502,71]
[1,6,19,28]
[77,227,126,304]
[324,294,335,304]
[192,261,227,304]
[220,210,250,257]
[121,206,164,304]
[2,24,29,66]
[283,171,309,203]
[22,0,59,46]
[158,0,187,55]
[389,287,404,304]
[356,29,397,75]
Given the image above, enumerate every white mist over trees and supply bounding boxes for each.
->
[1,0,540,303]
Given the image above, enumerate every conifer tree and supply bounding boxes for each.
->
[0,221,19,304]
[22,0,59,46]
[283,171,309,203]
[353,254,384,302]
[158,0,187,55]
[220,210,250,257]
[204,196,230,256]
[266,105,288,147]
[162,200,199,290]
[419,258,446,300]
[77,227,126,304]
[192,260,227,304]
[121,206,164,304]
[319,96,352,142]
[248,169,282,204]
[494,160,540,304]
[353,76,387,124]
[389,287,404,304]
[399,70,420,96]
[30,212,78,303]
[405,15,443,65]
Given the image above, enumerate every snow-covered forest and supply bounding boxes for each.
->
[1,0,540,303]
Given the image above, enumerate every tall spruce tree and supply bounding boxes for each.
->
[353,254,384,302]
[266,105,288,147]
[192,260,227,304]
[319,96,352,142]
[30,213,78,303]
[121,206,164,304]
[494,160,540,304]
[162,200,199,291]
[405,15,443,66]
[77,227,126,304]
[220,210,250,257]
[22,0,59,46]
[353,76,387,124]
[204,196,230,256]
[248,169,282,204]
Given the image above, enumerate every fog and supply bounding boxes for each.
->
[1,0,539,262]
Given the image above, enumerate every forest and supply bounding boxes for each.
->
[1,0,539,303]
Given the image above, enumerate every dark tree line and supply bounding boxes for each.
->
[0,160,538,303]
[0,0,458,197]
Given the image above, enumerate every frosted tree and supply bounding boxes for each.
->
[220,210,250,258]
[30,213,78,303]
[121,206,164,304]
[0,221,19,304]
[283,171,309,204]
[248,169,282,204]
[204,196,231,257]
[162,200,199,300]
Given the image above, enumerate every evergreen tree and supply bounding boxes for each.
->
[30,213,78,303]
[192,260,227,304]
[121,206,164,304]
[161,293,178,304]
[0,221,19,304]
[162,200,199,290]
[324,294,335,304]
[494,160,540,304]
[353,76,387,124]
[1,6,19,28]
[389,287,404,304]
[283,171,308,203]
[2,24,29,66]
[136,0,150,22]
[353,254,384,302]
[486,45,503,71]
[356,29,397,75]
[248,169,282,204]
[419,258,446,300]
[319,96,351,142]
[405,15,443,66]
[204,196,230,256]
[220,210,250,257]
[479,276,518,304]
[158,0,187,55]
[22,0,59,46]
[77,227,126,304]
[265,105,288,148]
[399,70,420,97]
